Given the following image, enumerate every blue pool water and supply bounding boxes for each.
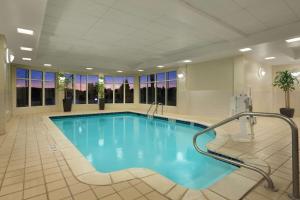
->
[51,112,237,189]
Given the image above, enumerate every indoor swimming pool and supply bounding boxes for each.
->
[51,112,237,189]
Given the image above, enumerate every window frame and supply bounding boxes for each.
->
[104,75,135,104]
[139,71,177,106]
[16,68,30,107]
[15,68,57,108]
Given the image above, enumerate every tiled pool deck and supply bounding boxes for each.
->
[0,110,297,200]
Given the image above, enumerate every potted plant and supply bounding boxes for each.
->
[273,70,299,118]
[96,76,105,110]
[57,73,73,112]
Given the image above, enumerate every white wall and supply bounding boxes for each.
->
[233,56,273,113]
[0,34,12,135]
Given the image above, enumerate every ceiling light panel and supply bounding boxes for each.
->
[20,46,33,51]
[17,28,34,35]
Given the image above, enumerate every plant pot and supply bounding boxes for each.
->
[280,108,295,118]
[63,98,72,112]
[99,98,105,110]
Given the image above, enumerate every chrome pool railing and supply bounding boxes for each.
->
[153,103,163,116]
[147,102,156,116]
[193,112,299,200]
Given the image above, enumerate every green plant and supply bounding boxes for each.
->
[273,70,299,108]
[96,76,105,99]
[57,72,72,99]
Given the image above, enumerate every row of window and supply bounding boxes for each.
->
[139,71,177,106]
[62,74,99,104]
[104,76,134,103]
[16,68,135,107]
[16,68,56,107]
[16,68,177,107]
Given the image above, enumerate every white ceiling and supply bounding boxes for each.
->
[1,0,300,73]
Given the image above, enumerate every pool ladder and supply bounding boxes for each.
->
[193,112,300,200]
[147,102,163,117]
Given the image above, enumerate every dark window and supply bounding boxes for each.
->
[88,75,98,104]
[147,82,155,104]
[167,80,177,106]
[16,68,29,107]
[125,77,134,103]
[114,76,124,103]
[31,70,43,106]
[167,71,177,80]
[156,81,165,105]
[45,72,56,105]
[104,76,113,103]
[139,76,147,104]
[139,71,176,106]
[75,75,87,104]
[64,74,73,101]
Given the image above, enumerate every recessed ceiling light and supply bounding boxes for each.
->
[85,67,93,70]
[20,46,33,51]
[17,28,34,35]
[137,69,144,72]
[157,65,165,68]
[286,37,300,43]
[117,70,123,73]
[44,64,52,67]
[183,59,192,63]
[22,57,32,61]
[265,57,275,60]
[239,48,252,52]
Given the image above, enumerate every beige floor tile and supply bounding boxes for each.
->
[111,171,135,183]
[74,190,97,200]
[136,197,147,200]
[48,187,71,200]
[65,176,79,186]
[182,190,206,200]
[47,179,67,192]
[44,167,61,176]
[101,193,122,200]
[202,189,226,200]
[128,179,141,186]
[134,182,153,195]
[69,182,90,195]
[4,169,24,178]
[2,175,24,186]
[209,173,256,200]
[146,191,169,200]
[92,185,115,198]
[244,191,270,200]
[45,172,64,183]
[142,174,175,194]
[112,182,131,192]
[25,177,45,189]
[0,182,23,196]
[26,194,48,200]
[0,191,22,200]
[166,184,187,200]
[25,170,44,181]
[24,185,46,199]
[118,187,142,200]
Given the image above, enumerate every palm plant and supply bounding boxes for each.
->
[96,76,105,110]
[57,72,73,112]
[273,70,298,108]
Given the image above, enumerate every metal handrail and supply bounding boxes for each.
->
[193,112,299,199]
[153,103,163,116]
[147,102,155,116]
